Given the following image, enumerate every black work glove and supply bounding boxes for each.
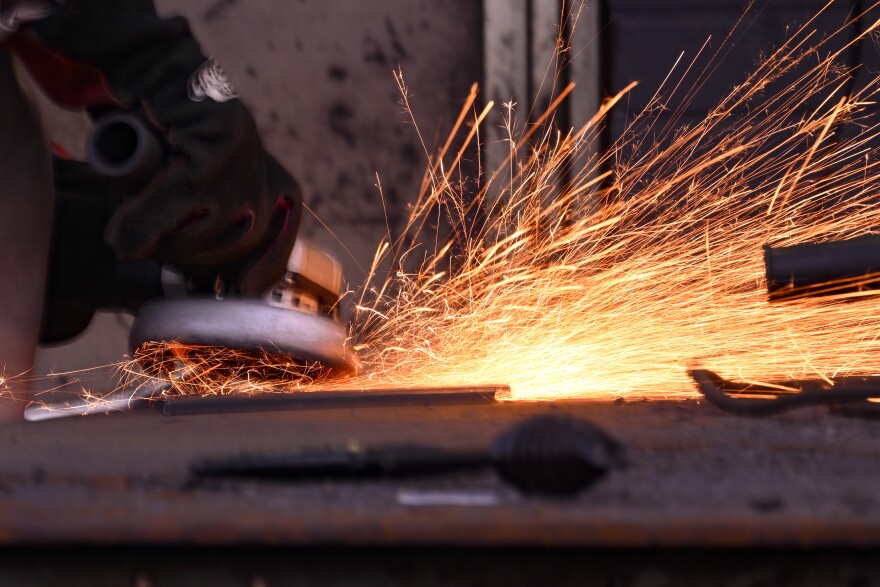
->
[12,0,301,295]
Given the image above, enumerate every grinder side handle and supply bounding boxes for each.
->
[86,111,163,181]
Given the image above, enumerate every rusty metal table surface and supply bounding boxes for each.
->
[0,397,879,547]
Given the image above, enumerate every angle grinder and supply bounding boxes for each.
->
[131,237,359,374]
[41,111,358,376]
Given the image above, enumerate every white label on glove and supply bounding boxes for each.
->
[188,58,238,103]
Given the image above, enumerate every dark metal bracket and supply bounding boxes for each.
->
[689,368,880,416]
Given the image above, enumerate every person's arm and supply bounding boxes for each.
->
[0,50,53,421]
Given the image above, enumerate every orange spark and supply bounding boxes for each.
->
[345,3,880,400]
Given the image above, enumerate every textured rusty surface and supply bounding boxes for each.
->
[0,398,878,546]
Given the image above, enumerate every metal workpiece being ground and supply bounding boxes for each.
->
[161,385,505,415]
[24,385,506,421]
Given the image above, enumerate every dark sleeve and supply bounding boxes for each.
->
[6,0,210,118]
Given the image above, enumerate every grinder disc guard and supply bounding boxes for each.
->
[130,298,359,373]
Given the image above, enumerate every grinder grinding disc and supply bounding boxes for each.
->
[129,298,359,373]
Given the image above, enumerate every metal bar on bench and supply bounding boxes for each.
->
[162,385,507,416]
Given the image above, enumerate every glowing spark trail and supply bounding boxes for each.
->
[339,3,880,401]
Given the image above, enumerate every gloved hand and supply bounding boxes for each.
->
[7,0,301,295]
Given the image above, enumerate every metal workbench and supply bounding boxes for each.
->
[0,397,879,585]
